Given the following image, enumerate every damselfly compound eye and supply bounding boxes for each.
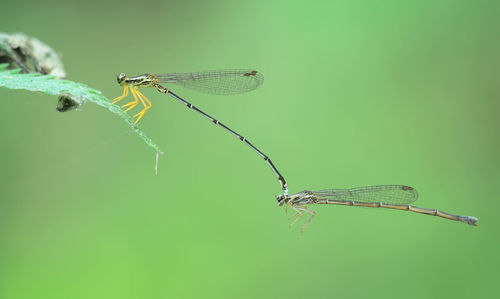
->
[117,73,126,84]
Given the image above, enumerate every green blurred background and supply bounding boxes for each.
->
[1,0,498,298]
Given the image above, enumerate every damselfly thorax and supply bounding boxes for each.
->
[116,73,159,88]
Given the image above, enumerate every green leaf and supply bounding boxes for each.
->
[0,63,162,153]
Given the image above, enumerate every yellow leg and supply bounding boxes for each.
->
[135,89,152,109]
[132,89,152,125]
[121,86,139,113]
[115,86,153,126]
[111,85,129,104]
[134,90,148,113]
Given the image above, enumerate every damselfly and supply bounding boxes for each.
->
[112,69,288,195]
[277,185,478,233]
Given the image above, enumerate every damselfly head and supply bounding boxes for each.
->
[276,194,287,206]
[117,73,127,85]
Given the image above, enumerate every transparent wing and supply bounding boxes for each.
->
[312,185,418,205]
[155,69,264,95]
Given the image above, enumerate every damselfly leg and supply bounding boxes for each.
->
[112,85,153,125]
[121,85,139,113]
[289,205,316,234]
[129,87,152,125]
[111,84,129,105]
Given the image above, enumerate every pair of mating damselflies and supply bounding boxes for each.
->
[112,69,478,233]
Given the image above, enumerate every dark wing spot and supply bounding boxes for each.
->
[243,70,258,77]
